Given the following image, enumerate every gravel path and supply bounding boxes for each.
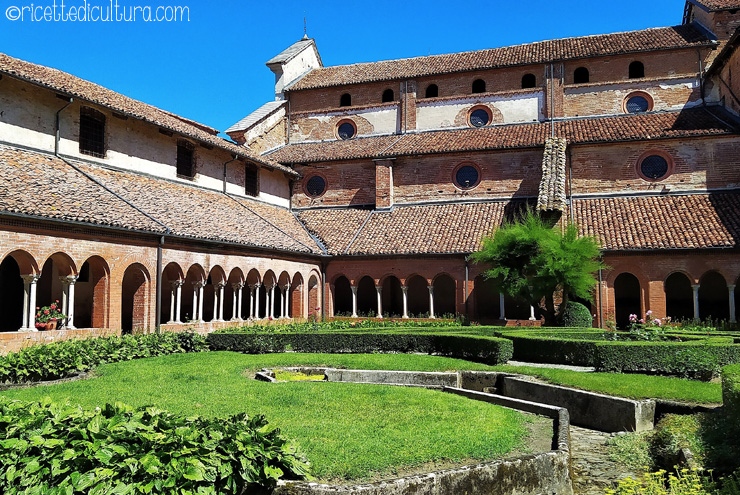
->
[570,426,641,495]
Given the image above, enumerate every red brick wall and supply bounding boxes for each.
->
[692,8,740,40]
[292,161,376,207]
[375,160,394,208]
[716,42,740,116]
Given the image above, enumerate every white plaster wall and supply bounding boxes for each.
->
[415,93,543,130]
[274,44,321,96]
[244,106,286,145]
[0,77,292,207]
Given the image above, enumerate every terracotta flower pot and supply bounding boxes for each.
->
[43,319,58,331]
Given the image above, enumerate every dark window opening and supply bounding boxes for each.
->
[472,79,486,93]
[455,165,480,189]
[382,89,394,102]
[176,140,196,178]
[640,155,669,180]
[78,261,90,283]
[340,93,352,106]
[521,74,536,89]
[425,84,438,98]
[337,121,356,140]
[573,67,590,84]
[629,61,645,79]
[306,175,326,197]
[469,108,490,127]
[79,107,106,158]
[626,95,650,113]
[245,164,258,196]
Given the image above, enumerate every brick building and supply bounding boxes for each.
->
[2,0,740,351]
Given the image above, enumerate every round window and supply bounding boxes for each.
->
[626,95,649,113]
[640,155,669,180]
[305,175,327,197]
[337,121,356,140]
[469,108,490,127]
[455,165,480,189]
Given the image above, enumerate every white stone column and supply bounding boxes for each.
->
[253,283,261,319]
[268,285,276,319]
[729,285,736,323]
[283,284,291,318]
[529,304,537,321]
[351,285,358,318]
[216,283,225,321]
[169,282,177,323]
[692,284,700,321]
[376,285,383,318]
[21,275,39,331]
[401,286,409,318]
[428,285,436,319]
[499,293,506,320]
[60,276,78,329]
[175,281,183,323]
[197,282,205,322]
[232,283,244,321]
[191,282,199,322]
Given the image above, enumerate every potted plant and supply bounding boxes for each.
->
[35,300,66,330]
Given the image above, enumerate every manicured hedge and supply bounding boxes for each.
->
[560,301,594,328]
[0,332,208,384]
[207,332,514,365]
[0,397,310,494]
[495,333,600,366]
[594,341,740,379]
[723,364,740,415]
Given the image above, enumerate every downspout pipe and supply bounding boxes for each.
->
[55,97,74,156]
[222,155,239,194]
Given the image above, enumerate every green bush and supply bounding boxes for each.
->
[0,397,310,494]
[560,301,593,328]
[651,414,706,469]
[494,330,601,366]
[0,332,208,384]
[723,364,740,418]
[207,332,513,365]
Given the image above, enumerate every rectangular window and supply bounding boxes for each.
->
[176,140,196,178]
[79,107,106,158]
[245,164,258,196]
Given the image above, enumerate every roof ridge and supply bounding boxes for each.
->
[343,209,375,254]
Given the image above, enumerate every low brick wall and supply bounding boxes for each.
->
[0,328,118,354]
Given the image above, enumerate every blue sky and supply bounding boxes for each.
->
[0,0,687,135]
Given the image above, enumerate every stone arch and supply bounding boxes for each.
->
[433,273,456,317]
[699,271,729,321]
[184,264,206,322]
[406,275,429,317]
[332,275,353,316]
[121,263,150,334]
[473,275,501,322]
[75,256,110,329]
[225,268,245,321]
[381,275,403,318]
[357,275,376,316]
[291,273,304,319]
[160,262,185,324]
[1,249,39,275]
[664,271,693,321]
[614,272,641,329]
[307,274,320,319]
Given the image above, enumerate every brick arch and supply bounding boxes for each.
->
[38,252,78,314]
[406,274,429,317]
[246,268,261,285]
[332,274,352,316]
[291,272,304,318]
[76,255,110,329]
[613,272,642,329]
[356,275,376,316]
[0,251,34,331]
[432,273,457,317]
[698,270,729,321]
[182,264,206,323]
[664,271,694,321]
[43,252,77,277]
[121,263,151,334]
[307,273,321,318]
[381,275,403,317]
[2,249,39,275]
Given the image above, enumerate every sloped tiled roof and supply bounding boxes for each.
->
[689,0,740,11]
[297,202,519,255]
[267,107,740,164]
[0,145,166,233]
[0,145,321,253]
[288,25,713,91]
[0,53,297,177]
[574,192,740,250]
[226,100,286,134]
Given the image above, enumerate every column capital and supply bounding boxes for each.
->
[401,285,408,294]
[728,284,736,290]
[215,282,226,289]
[171,280,185,289]
[692,284,701,290]
[250,282,261,290]
[375,285,383,292]
[60,275,78,286]
[21,274,40,284]
[193,281,206,289]
[283,284,291,291]
[427,285,435,294]
[351,285,358,294]
[232,282,245,290]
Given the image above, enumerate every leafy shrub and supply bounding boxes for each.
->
[722,364,740,415]
[605,469,716,495]
[0,332,208,384]
[216,318,459,334]
[494,330,602,366]
[651,414,706,469]
[0,397,310,494]
[207,332,513,365]
[559,301,593,328]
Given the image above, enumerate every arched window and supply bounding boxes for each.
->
[339,93,351,107]
[629,61,645,79]
[521,74,536,89]
[425,84,438,98]
[574,67,590,84]
[382,89,394,102]
[472,79,486,93]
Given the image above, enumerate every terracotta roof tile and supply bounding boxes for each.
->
[573,193,740,250]
[289,25,712,91]
[267,107,739,163]
[690,0,740,11]
[0,53,297,177]
[0,145,321,253]
[296,208,373,254]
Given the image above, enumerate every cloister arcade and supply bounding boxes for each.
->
[0,249,321,333]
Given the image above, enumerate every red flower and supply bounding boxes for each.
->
[44,309,50,315]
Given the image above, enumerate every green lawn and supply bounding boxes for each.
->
[0,352,529,482]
